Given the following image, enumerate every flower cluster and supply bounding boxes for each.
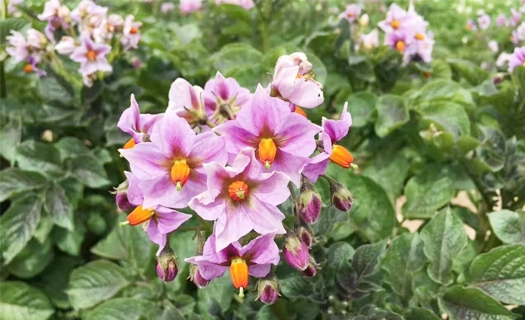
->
[378,3,434,65]
[175,0,254,14]
[336,2,434,65]
[114,53,355,304]
[5,0,142,86]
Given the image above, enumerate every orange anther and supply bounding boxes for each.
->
[230,257,249,298]
[126,205,154,226]
[123,137,136,150]
[396,41,405,52]
[86,50,97,61]
[228,181,249,201]
[329,145,354,168]
[170,159,191,191]
[294,106,307,117]
[258,138,277,169]
[23,64,33,73]
[391,20,400,29]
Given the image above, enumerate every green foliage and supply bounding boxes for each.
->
[2,0,525,319]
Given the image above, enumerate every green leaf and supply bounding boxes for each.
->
[51,219,86,256]
[16,141,63,178]
[37,76,75,106]
[405,307,441,320]
[197,271,234,316]
[66,260,133,310]
[488,210,525,245]
[513,66,525,94]
[410,79,474,107]
[0,282,54,320]
[305,50,327,85]
[325,242,355,271]
[467,245,525,305]
[85,298,157,320]
[54,137,91,161]
[210,43,262,76]
[430,59,452,79]
[0,195,43,264]
[0,18,30,43]
[91,215,155,274]
[374,94,409,137]
[420,207,468,285]
[0,117,21,164]
[419,101,470,139]
[327,167,397,242]
[447,58,491,86]
[352,241,387,279]
[69,154,110,188]
[0,168,46,202]
[382,233,425,299]
[439,286,518,320]
[340,92,376,128]
[44,183,74,231]
[7,239,54,279]
[362,151,410,203]
[402,166,456,219]
[34,256,79,309]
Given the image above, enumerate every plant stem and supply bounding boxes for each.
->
[1,0,8,99]
[288,182,299,217]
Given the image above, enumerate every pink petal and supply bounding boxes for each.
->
[188,131,227,168]
[274,113,321,158]
[248,264,272,278]
[149,110,196,158]
[270,150,309,186]
[241,233,280,265]
[245,197,286,236]
[322,102,352,143]
[119,142,169,180]
[124,171,144,205]
[214,204,254,251]
[251,172,290,206]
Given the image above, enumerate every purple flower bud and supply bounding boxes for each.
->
[329,181,353,212]
[112,180,134,212]
[255,275,281,305]
[297,177,323,224]
[189,264,209,288]
[301,256,320,277]
[282,232,309,271]
[156,246,178,282]
[296,226,315,248]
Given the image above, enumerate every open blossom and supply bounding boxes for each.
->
[38,0,72,42]
[189,148,289,250]
[180,0,203,13]
[215,0,254,10]
[215,87,322,186]
[124,171,191,253]
[204,72,252,125]
[167,78,207,127]
[270,52,324,109]
[496,52,512,68]
[516,22,525,41]
[378,3,420,33]
[55,36,77,55]
[70,34,112,75]
[303,103,353,182]
[71,0,107,24]
[161,2,176,13]
[405,31,434,64]
[117,94,164,149]
[121,15,142,51]
[466,18,477,31]
[27,29,47,50]
[508,46,525,72]
[339,4,361,23]
[120,110,227,209]
[488,40,499,53]
[496,14,506,27]
[509,8,521,27]
[93,14,124,43]
[477,13,491,30]
[186,233,279,297]
[6,31,28,63]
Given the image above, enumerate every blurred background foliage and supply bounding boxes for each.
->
[1,0,525,319]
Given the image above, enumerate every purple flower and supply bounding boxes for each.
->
[93,14,124,43]
[55,36,77,55]
[70,34,112,76]
[25,56,47,77]
[120,110,227,209]
[488,40,499,53]
[477,13,491,30]
[359,29,379,50]
[517,22,525,42]
[496,52,512,68]
[215,0,254,10]
[167,78,207,127]
[215,87,322,186]
[161,2,176,13]
[124,171,191,253]
[204,71,252,125]
[118,94,163,148]
[466,19,477,31]
[338,4,361,24]
[496,14,507,27]
[6,31,28,63]
[185,233,279,295]
[189,148,289,251]
[405,32,435,64]
[121,15,142,51]
[27,29,47,50]
[508,46,525,72]
[270,52,324,109]
[378,3,417,33]
[71,0,108,24]
[509,8,521,27]
[180,0,203,13]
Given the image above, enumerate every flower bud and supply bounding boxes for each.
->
[112,180,134,212]
[255,274,281,305]
[302,256,320,277]
[329,180,353,212]
[358,14,369,27]
[156,246,178,282]
[295,225,315,248]
[282,232,309,271]
[189,264,209,288]
[297,177,323,224]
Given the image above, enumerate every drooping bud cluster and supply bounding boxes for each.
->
[5,0,142,86]
[112,52,355,304]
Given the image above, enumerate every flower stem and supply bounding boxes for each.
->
[0,0,8,99]
[287,182,299,217]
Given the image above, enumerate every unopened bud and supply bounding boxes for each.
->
[282,232,309,271]
[295,226,315,248]
[255,274,281,305]
[297,177,323,224]
[189,264,209,288]
[301,256,320,277]
[358,13,369,26]
[156,245,178,282]
[112,180,134,212]
[329,180,353,212]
